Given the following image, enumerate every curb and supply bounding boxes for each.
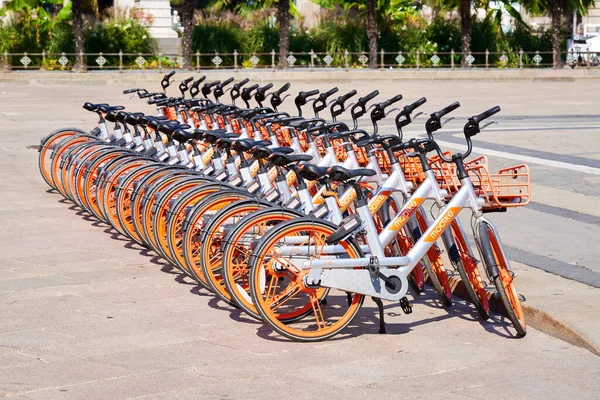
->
[446,274,600,356]
[2,68,600,85]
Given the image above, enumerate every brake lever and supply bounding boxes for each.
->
[412,111,425,121]
[327,98,338,107]
[480,121,497,130]
[367,103,377,112]
[440,117,456,128]
[384,107,401,118]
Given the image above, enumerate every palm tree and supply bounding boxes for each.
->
[277,0,291,67]
[458,0,471,66]
[182,0,195,69]
[72,0,85,71]
[366,0,378,68]
[521,0,596,68]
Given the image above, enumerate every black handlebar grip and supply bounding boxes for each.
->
[340,89,357,102]
[195,76,206,85]
[166,70,176,79]
[323,87,339,98]
[123,88,139,94]
[233,78,250,90]
[360,90,379,104]
[436,101,461,118]
[406,97,427,113]
[206,80,221,89]
[305,89,319,97]
[259,83,274,92]
[382,94,403,108]
[473,105,501,123]
[246,84,259,92]
[221,77,235,87]
[275,82,291,96]
[183,77,194,85]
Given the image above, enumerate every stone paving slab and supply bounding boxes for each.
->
[1,81,599,399]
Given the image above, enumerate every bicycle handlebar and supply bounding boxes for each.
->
[274,82,291,96]
[405,97,427,114]
[381,94,403,109]
[473,105,500,124]
[433,101,460,119]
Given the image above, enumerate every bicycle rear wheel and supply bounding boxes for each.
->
[249,217,365,342]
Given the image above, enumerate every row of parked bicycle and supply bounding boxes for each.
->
[38,71,531,341]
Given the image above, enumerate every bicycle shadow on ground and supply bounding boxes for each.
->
[254,293,521,342]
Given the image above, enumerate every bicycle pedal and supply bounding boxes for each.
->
[399,297,412,314]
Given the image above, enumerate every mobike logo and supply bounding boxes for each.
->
[368,191,390,215]
[286,170,297,186]
[338,189,356,212]
[313,182,340,206]
[268,167,278,181]
[250,160,260,176]
[390,198,424,230]
[202,147,214,164]
[425,207,460,243]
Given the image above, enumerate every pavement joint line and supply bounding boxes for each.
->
[527,201,600,227]
[432,139,600,175]
[504,246,600,288]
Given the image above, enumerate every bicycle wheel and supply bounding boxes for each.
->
[150,177,215,260]
[442,221,490,319]
[38,128,88,189]
[115,163,162,241]
[181,189,250,288]
[478,222,526,336]
[249,217,365,341]
[221,206,304,319]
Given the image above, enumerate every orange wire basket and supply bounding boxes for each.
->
[432,155,530,209]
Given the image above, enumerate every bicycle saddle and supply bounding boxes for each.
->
[82,102,109,112]
[326,166,376,182]
[297,163,329,181]
[268,152,312,167]
[231,139,272,153]
[250,146,294,160]
[202,129,237,144]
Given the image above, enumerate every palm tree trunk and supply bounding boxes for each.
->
[366,0,378,69]
[459,0,471,67]
[551,0,563,68]
[182,0,194,70]
[277,0,290,67]
[72,0,85,72]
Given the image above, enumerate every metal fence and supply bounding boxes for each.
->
[2,49,599,71]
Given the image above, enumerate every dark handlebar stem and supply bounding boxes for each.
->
[230,78,250,104]
[312,87,339,116]
[255,83,274,107]
[294,89,320,116]
[213,77,235,102]
[350,90,379,128]
[201,80,221,98]
[241,84,259,108]
[178,77,194,98]
[330,89,357,121]
[269,82,291,111]
[189,76,206,98]
[161,71,176,93]
[370,94,403,134]
[395,97,427,139]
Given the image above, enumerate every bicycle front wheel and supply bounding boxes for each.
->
[478,222,526,337]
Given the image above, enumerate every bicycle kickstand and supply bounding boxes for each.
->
[372,297,386,334]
